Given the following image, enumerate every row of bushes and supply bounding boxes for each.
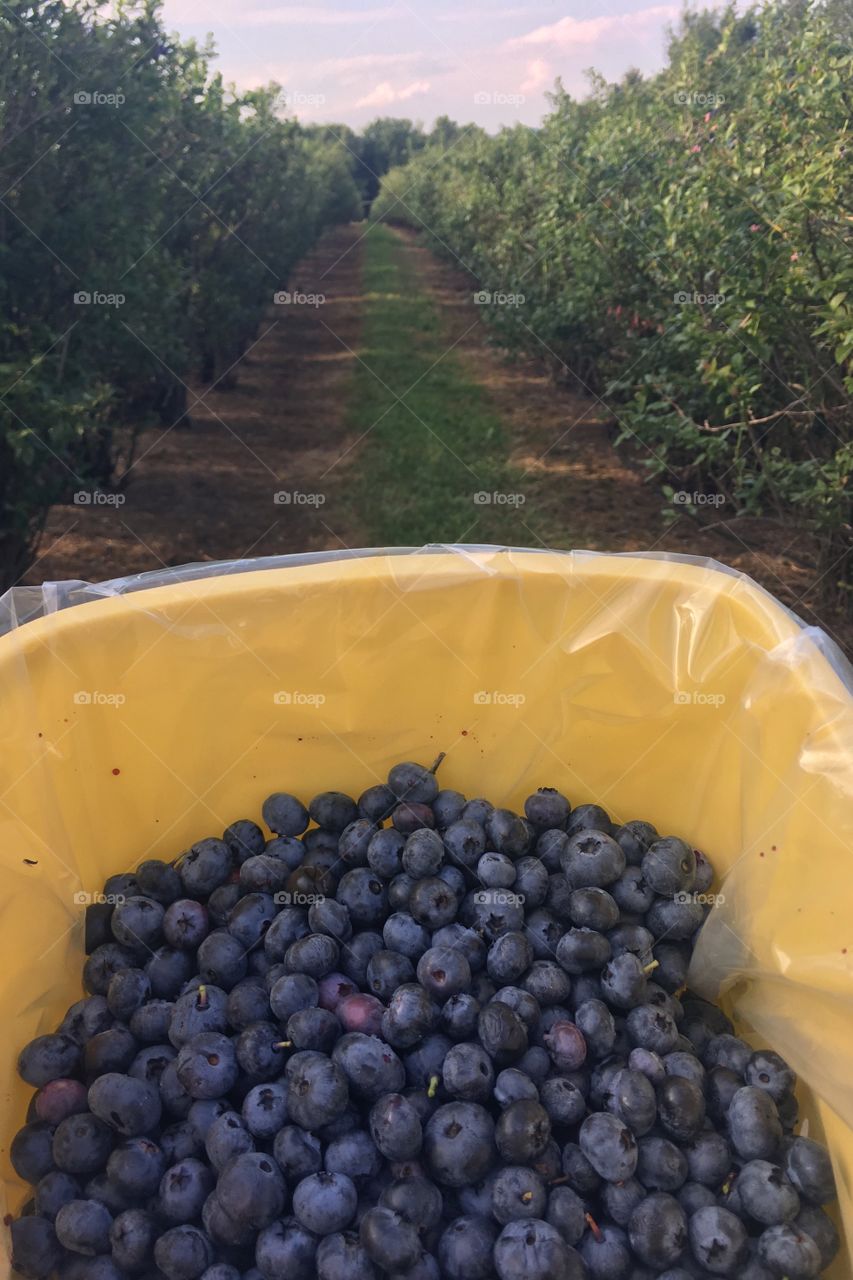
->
[373,0,853,607]
[0,0,362,586]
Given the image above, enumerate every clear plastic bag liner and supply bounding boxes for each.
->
[1,545,851,1273]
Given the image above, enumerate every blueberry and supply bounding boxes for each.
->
[494,1218,582,1280]
[443,819,487,870]
[578,1221,631,1279]
[369,1093,423,1160]
[605,1067,656,1136]
[11,1122,58,1184]
[169,985,228,1047]
[110,1207,157,1272]
[154,1225,214,1280]
[433,788,466,828]
[442,1042,494,1102]
[367,828,406,879]
[146,945,196,998]
[255,1218,317,1280]
[636,1135,688,1191]
[262,792,309,835]
[543,1019,587,1071]
[408,876,458,929]
[226,978,271,1031]
[87,1073,161,1137]
[383,911,431,958]
[388,761,440,805]
[111,896,165,952]
[129,999,175,1044]
[684,1130,732,1187]
[495,1100,551,1163]
[611,866,655,915]
[292,1170,357,1233]
[441,993,482,1042]
[19,1034,83,1089]
[197,931,249,989]
[794,1204,839,1269]
[626,1004,679,1054]
[214,1151,286,1229]
[227,893,276,949]
[235,1020,290,1079]
[204,1111,253,1172]
[601,1177,645,1229]
[158,1157,214,1223]
[11,1215,64,1279]
[574,998,616,1059]
[316,1231,377,1280]
[367,949,415,1000]
[335,869,388,927]
[324,1128,382,1183]
[35,1170,80,1220]
[641,837,696,897]
[438,1215,498,1279]
[175,1033,239,1100]
[746,1051,795,1103]
[83,945,138,996]
[219,819,263,866]
[106,1137,165,1198]
[728,1087,783,1162]
[689,1205,748,1274]
[83,1026,137,1081]
[627,1193,688,1269]
[286,1050,349,1128]
[392,801,436,833]
[379,1175,443,1234]
[423,1102,496,1187]
[136,860,183,905]
[309,791,359,832]
[332,1032,405,1099]
[524,788,571,830]
[382,984,440,1049]
[656,1075,706,1140]
[491,1165,547,1223]
[273,1124,322,1179]
[556,927,611,974]
[337,992,385,1036]
[207,884,242,927]
[486,808,530,857]
[417,946,472,1000]
[55,1198,113,1255]
[360,1204,422,1272]
[579,1112,637,1182]
[562,830,625,888]
[242,1082,288,1138]
[60,994,113,1043]
[513,856,550,908]
[784,1136,836,1205]
[614,819,658,864]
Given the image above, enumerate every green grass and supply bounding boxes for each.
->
[345,224,536,547]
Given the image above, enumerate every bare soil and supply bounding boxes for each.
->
[24,220,851,656]
[25,225,368,584]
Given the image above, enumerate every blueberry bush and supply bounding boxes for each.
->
[0,0,361,587]
[373,0,853,609]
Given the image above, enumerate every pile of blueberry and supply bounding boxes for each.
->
[9,758,841,1280]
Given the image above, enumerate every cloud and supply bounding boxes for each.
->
[315,51,426,74]
[356,78,431,108]
[240,4,397,27]
[520,57,551,95]
[508,5,680,49]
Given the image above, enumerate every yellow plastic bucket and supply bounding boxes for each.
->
[1,548,851,1274]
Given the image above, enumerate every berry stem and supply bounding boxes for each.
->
[584,1213,603,1242]
[642,960,660,974]
[429,752,446,774]
[427,1074,439,1098]
[273,1040,292,1050]
[196,985,208,1010]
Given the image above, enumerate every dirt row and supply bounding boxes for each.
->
[24,222,851,655]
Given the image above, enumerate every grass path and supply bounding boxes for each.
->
[345,224,542,547]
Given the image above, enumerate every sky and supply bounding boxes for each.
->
[157,0,692,128]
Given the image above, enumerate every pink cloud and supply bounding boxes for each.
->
[356,79,432,108]
[508,5,680,49]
